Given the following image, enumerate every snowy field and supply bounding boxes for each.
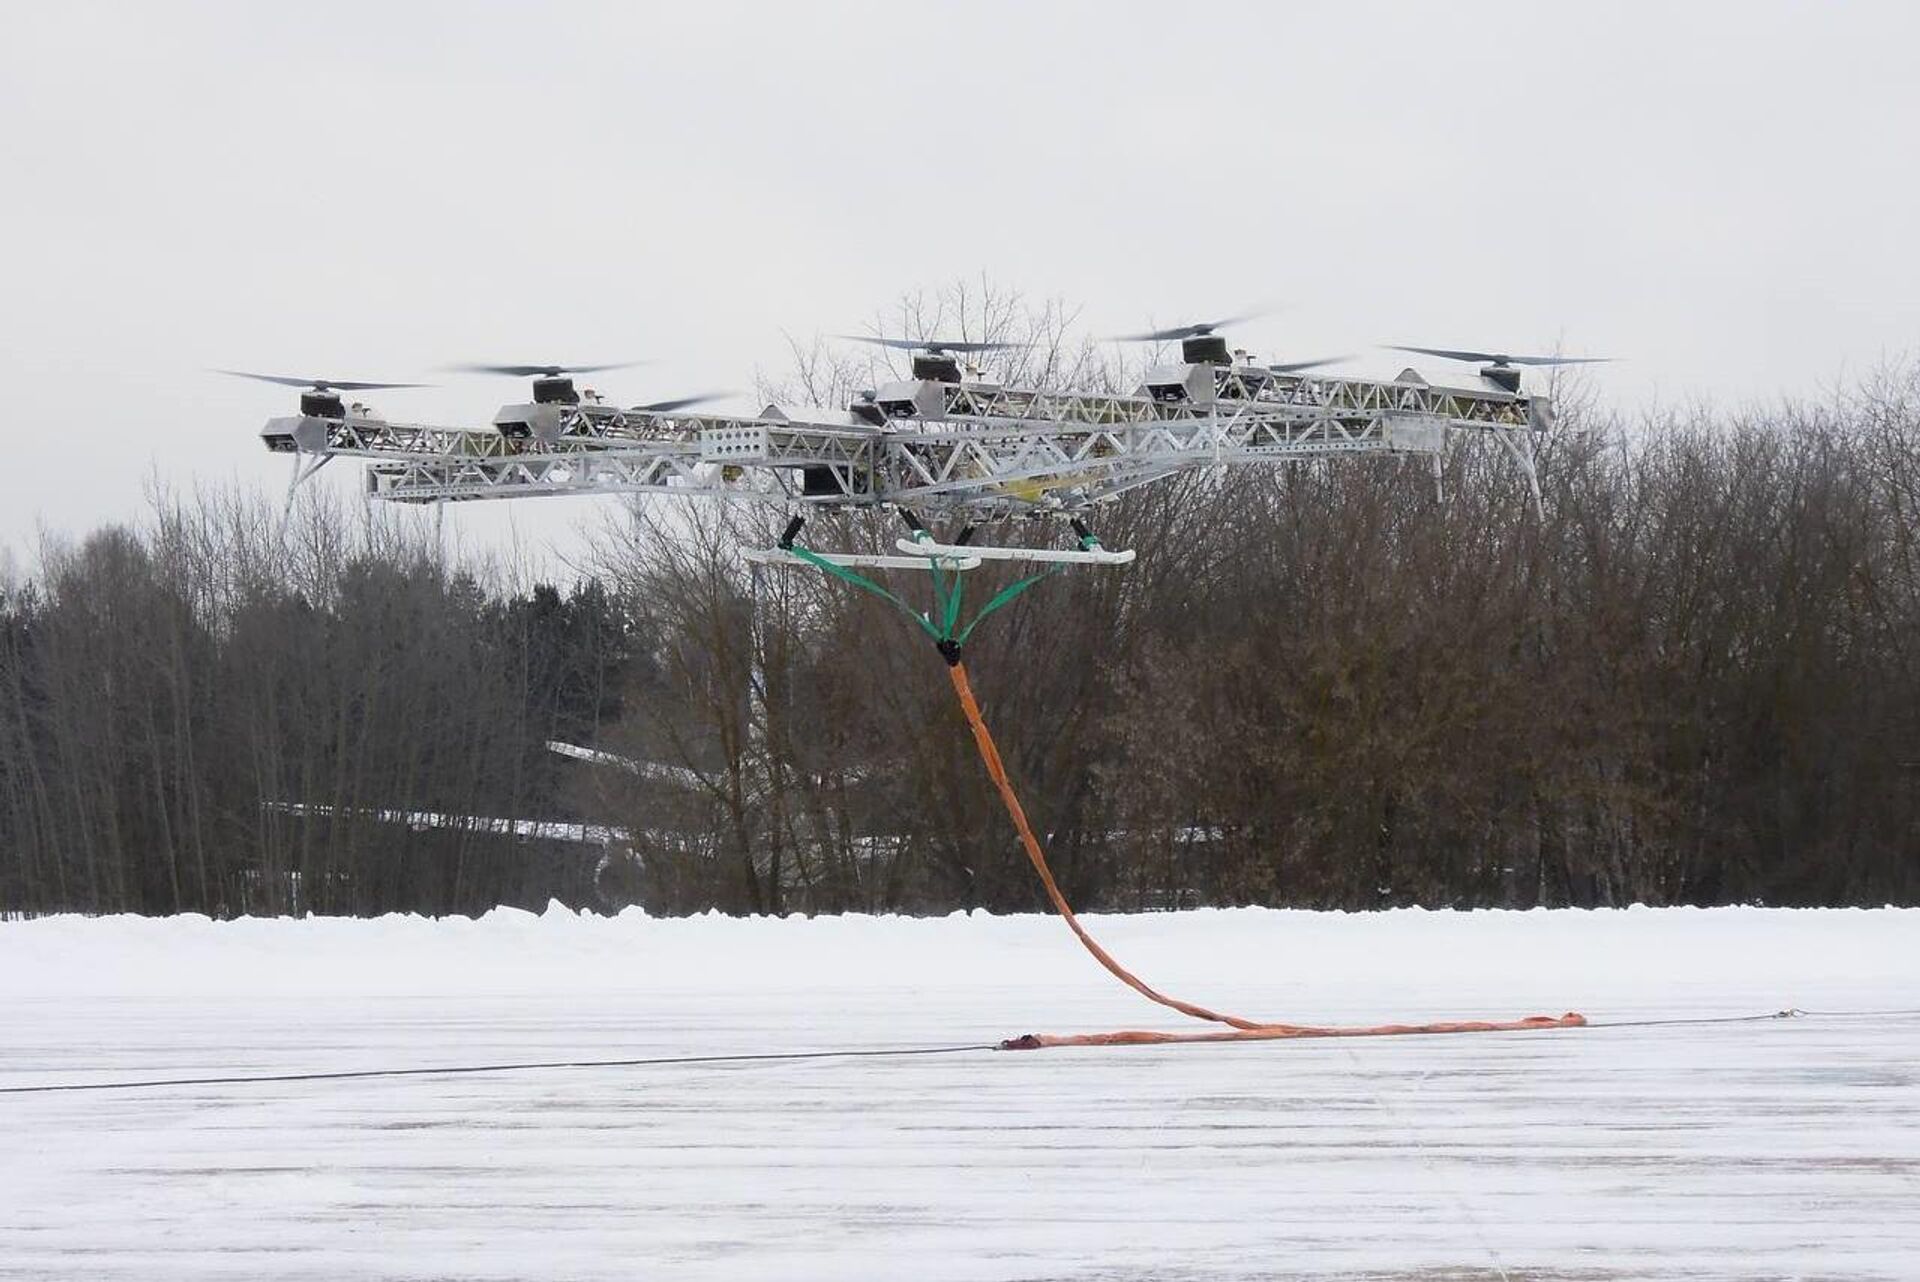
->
[3,906,1917,1281]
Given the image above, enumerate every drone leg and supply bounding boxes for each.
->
[745,557,775,800]
[283,452,334,516]
[748,556,764,695]
[280,451,334,506]
[1525,437,1544,520]
[1494,429,1546,521]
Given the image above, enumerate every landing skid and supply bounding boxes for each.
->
[744,513,1133,573]
[892,537,1134,566]
[743,547,983,571]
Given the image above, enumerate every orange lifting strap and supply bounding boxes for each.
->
[947,661,1587,1051]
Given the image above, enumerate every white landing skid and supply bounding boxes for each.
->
[893,537,1136,566]
[743,547,985,572]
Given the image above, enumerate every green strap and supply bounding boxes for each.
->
[787,532,1092,650]
[941,564,965,639]
[787,546,942,641]
[955,564,1065,644]
[927,554,953,639]
[913,536,966,643]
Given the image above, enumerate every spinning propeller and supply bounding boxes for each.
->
[448,361,646,378]
[219,370,428,392]
[1267,356,1350,374]
[1110,310,1269,343]
[1386,345,1609,394]
[448,361,724,411]
[838,335,1027,355]
[632,392,729,413]
[1384,346,1610,369]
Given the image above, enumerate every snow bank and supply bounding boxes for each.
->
[4,904,1915,1015]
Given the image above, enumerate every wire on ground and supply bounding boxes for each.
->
[9,1009,1913,1097]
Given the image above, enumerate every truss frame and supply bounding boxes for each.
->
[269,367,1552,518]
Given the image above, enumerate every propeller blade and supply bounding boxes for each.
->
[1500,354,1613,367]
[1384,345,1501,364]
[1267,355,1350,374]
[1111,325,1198,343]
[1111,309,1270,343]
[634,392,730,414]
[217,369,429,392]
[837,335,1027,355]
[1386,345,1611,368]
[448,361,646,378]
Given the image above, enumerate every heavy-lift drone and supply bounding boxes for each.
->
[238,314,1597,568]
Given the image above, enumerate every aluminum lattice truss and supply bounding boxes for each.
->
[263,363,1551,520]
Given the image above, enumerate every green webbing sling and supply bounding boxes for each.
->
[782,531,1091,651]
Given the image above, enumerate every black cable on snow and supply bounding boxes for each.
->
[1585,1007,1920,1030]
[1582,1010,1804,1029]
[0,1042,998,1096]
[7,1007,1916,1098]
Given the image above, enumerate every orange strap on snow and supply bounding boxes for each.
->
[946,660,1586,1051]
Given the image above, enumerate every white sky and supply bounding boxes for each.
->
[3,1,1916,563]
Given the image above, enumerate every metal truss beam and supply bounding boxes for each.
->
[271,368,1551,516]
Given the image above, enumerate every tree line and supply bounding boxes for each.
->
[0,493,634,917]
[2,364,1917,918]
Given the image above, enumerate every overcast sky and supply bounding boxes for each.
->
[3,1,1916,562]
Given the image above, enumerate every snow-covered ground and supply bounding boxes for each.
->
[2,906,1917,1280]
